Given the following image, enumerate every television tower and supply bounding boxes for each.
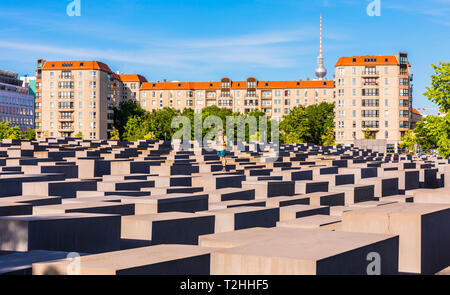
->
[315,14,327,80]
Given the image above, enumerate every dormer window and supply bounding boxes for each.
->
[364,58,377,63]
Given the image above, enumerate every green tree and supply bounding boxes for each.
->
[321,126,336,146]
[0,122,13,140]
[423,62,450,113]
[399,130,418,151]
[23,128,36,140]
[143,131,155,140]
[280,106,310,144]
[123,115,151,141]
[280,102,334,145]
[113,100,148,140]
[363,128,372,139]
[149,107,182,140]
[75,131,83,139]
[422,62,450,158]
[8,126,22,140]
[109,126,120,140]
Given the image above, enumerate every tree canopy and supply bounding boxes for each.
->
[280,102,335,145]
[0,122,36,140]
[401,62,450,158]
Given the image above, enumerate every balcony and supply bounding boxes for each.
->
[244,99,259,107]
[59,117,74,122]
[363,82,379,87]
[58,106,74,111]
[218,100,233,107]
[58,127,74,132]
[361,121,379,129]
[362,71,379,77]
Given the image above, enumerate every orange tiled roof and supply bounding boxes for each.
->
[42,61,113,73]
[412,108,422,115]
[141,82,220,90]
[141,80,334,91]
[335,56,399,67]
[119,74,148,83]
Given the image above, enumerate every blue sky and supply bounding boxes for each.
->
[0,0,449,113]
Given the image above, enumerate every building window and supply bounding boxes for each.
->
[362,110,379,117]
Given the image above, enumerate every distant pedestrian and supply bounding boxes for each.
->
[216,129,227,172]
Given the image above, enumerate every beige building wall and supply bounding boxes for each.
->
[138,78,335,120]
[334,53,412,147]
[37,61,120,140]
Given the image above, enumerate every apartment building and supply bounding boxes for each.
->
[35,52,413,142]
[35,59,124,139]
[119,74,148,101]
[410,108,422,130]
[0,70,34,131]
[139,78,335,120]
[334,52,413,147]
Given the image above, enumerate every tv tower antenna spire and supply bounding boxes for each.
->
[315,14,327,80]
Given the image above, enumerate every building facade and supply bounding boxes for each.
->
[35,52,413,143]
[410,108,422,130]
[334,52,413,147]
[0,70,34,131]
[139,78,334,120]
[35,60,122,139]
